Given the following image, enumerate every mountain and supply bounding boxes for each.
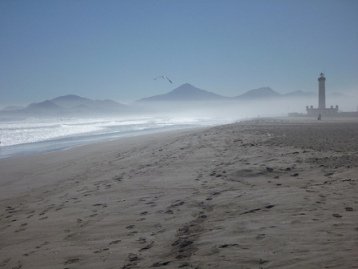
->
[236,88,316,99]
[235,87,280,99]
[50,94,127,114]
[283,90,315,97]
[25,100,63,114]
[138,83,227,102]
[0,95,128,117]
[51,95,92,108]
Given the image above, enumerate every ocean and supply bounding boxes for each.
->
[0,116,227,159]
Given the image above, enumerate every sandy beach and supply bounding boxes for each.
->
[0,118,357,269]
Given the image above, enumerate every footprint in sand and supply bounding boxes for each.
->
[256,233,266,240]
[64,257,80,265]
[164,209,174,214]
[55,205,65,211]
[219,243,239,248]
[14,223,28,233]
[128,231,138,236]
[151,261,171,267]
[121,253,140,269]
[109,239,121,245]
[137,237,147,244]
[35,242,49,250]
[139,241,154,251]
[92,203,107,208]
[93,248,109,254]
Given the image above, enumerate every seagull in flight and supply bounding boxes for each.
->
[154,75,173,84]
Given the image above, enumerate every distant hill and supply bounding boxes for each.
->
[0,95,128,117]
[235,87,280,99]
[138,84,317,104]
[235,87,317,100]
[51,95,92,108]
[1,86,319,119]
[50,94,127,114]
[25,100,63,114]
[138,83,228,102]
[283,90,315,97]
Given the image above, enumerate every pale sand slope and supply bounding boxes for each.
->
[0,119,357,269]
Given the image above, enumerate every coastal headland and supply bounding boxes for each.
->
[0,118,357,269]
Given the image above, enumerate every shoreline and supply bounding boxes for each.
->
[0,123,207,160]
[0,118,357,268]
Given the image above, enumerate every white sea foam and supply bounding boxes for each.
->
[0,116,224,149]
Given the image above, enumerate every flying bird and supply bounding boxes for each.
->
[154,75,173,84]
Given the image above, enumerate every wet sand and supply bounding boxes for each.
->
[0,118,357,269]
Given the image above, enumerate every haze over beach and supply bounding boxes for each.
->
[0,1,358,269]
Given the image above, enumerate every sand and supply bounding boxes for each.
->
[0,118,357,269]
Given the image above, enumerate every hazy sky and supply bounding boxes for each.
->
[1,0,357,105]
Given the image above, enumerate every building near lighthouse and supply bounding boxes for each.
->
[306,73,339,117]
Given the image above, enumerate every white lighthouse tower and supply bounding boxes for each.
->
[306,73,338,117]
[318,72,326,110]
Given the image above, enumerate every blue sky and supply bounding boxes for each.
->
[1,0,357,105]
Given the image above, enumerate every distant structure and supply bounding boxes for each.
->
[318,72,326,110]
[306,73,338,117]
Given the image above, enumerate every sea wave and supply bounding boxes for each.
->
[0,116,222,149]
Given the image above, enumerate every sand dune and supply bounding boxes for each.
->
[0,118,357,269]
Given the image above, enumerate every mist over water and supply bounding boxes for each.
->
[0,88,357,159]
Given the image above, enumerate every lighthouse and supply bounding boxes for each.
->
[318,73,326,110]
[306,73,338,117]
